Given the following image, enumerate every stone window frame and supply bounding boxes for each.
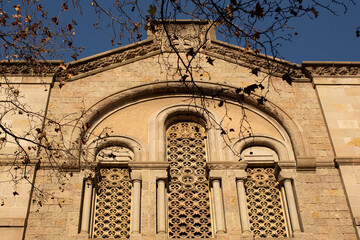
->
[233,136,302,238]
[149,104,228,236]
[79,136,144,238]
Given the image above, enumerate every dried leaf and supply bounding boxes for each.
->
[61,3,69,11]
[251,67,261,76]
[244,84,258,95]
[51,17,58,25]
[147,5,157,18]
[181,75,189,82]
[282,74,293,85]
[206,57,215,65]
[254,3,264,18]
[311,8,318,18]
[186,48,196,57]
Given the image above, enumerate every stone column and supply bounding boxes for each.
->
[212,179,226,233]
[81,179,93,233]
[157,179,166,233]
[283,179,301,233]
[132,179,142,233]
[236,178,251,233]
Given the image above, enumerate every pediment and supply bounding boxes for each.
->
[53,40,306,83]
[1,20,359,81]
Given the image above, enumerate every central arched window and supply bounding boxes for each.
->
[166,122,212,238]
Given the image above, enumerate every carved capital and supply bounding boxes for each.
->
[277,169,296,181]
[130,170,142,181]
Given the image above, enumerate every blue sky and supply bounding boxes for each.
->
[279,2,360,64]
[68,2,360,64]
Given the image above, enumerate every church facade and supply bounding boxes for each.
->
[0,21,360,240]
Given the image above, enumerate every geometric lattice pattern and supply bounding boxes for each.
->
[167,122,212,238]
[93,168,132,239]
[245,168,288,238]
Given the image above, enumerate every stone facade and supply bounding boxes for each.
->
[0,20,359,240]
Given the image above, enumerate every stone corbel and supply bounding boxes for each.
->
[295,157,317,170]
[277,168,296,181]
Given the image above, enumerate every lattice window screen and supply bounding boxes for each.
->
[245,167,288,238]
[93,168,132,239]
[167,122,212,238]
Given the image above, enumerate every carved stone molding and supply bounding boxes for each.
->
[303,62,360,76]
[127,161,170,170]
[207,161,247,170]
[0,60,61,75]
[205,40,305,79]
[55,40,160,80]
[1,39,308,81]
[335,157,360,166]
[149,20,215,52]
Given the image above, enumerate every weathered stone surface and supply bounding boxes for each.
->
[0,20,359,240]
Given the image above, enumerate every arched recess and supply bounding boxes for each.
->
[148,104,224,162]
[232,135,295,164]
[70,81,313,165]
[82,135,145,164]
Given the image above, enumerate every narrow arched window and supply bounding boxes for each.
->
[92,167,132,239]
[90,145,134,239]
[167,122,212,238]
[245,167,289,238]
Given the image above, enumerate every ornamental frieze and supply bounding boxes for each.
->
[304,64,360,76]
[55,40,161,80]
[205,41,305,79]
[0,61,60,75]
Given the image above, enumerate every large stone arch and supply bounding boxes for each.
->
[71,81,313,165]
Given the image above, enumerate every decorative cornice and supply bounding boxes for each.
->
[0,60,62,76]
[303,62,360,77]
[0,38,309,81]
[335,157,360,166]
[205,40,306,79]
[55,39,160,80]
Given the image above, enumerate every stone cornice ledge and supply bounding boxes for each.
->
[128,161,170,169]
[206,39,306,79]
[335,157,360,166]
[207,161,247,170]
[0,60,63,76]
[303,61,360,79]
[56,39,160,81]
